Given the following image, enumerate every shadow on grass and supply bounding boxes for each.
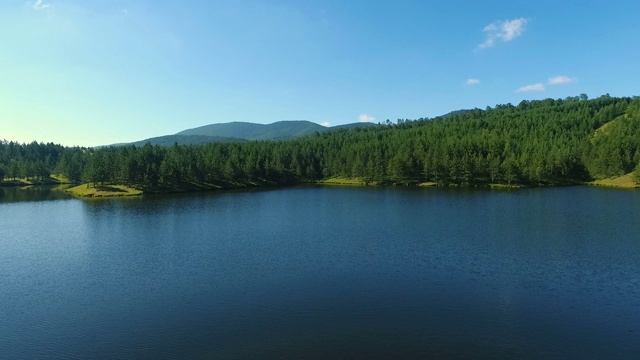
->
[96,185,128,193]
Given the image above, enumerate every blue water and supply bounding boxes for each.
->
[1,186,639,359]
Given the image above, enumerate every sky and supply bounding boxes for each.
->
[2,0,640,147]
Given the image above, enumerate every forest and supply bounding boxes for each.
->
[2,95,640,192]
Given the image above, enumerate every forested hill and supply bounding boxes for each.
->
[176,120,377,141]
[177,120,324,140]
[129,134,245,147]
[110,120,378,147]
[1,95,640,191]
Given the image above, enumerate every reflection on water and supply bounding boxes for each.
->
[0,185,73,203]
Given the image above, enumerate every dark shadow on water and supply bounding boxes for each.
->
[0,185,73,203]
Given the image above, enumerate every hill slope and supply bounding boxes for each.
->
[177,120,377,141]
[112,120,378,147]
[7,95,639,192]
[130,134,244,147]
[110,120,377,147]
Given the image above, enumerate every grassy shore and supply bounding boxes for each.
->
[316,177,369,186]
[0,174,72,187]
[588,173,639,189]
[318,177,527,189]
[8,173,635,199]
[64,178,286,198]
[418,182,438,187]
[66,184,143,198]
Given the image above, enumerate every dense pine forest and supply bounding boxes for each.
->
[2,95,640,192]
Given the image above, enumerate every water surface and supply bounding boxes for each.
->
[1,186,639,359]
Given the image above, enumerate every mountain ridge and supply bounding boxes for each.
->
[176,120,376,140]
[115,120,377,146]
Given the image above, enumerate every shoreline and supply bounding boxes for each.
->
[5,175,637,199]
[587,174,639,189]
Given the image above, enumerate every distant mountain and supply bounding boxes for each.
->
[129,134,245,147]
[177,120,376,141]
[112,120,378,147]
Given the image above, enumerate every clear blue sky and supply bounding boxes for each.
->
[2,0,639,147]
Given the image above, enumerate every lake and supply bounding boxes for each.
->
[1,186,639,359]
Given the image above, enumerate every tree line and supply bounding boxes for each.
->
[2,95,640,190]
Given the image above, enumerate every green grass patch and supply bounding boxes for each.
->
[588,173,639,189]
[592,114,627,140]
[593,119,616,136]
[418,182,438,187]
[66,184,143,198]
[50,174,72,184]
[317,177,367,186]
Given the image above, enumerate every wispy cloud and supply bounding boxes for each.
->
[479,18,528,49]
[359,114,375,123]
[516,83,545,92]
[466,78,480,86]
[548,75,575,85]
[320,121,331,127]
[33,0,50,10]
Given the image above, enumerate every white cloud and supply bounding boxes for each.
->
[479,18,528,49]
[516,83,545,92]
[466,78,480,86]
[33,0,50,10]
[358,114,375,123]
[320,121,330,127]
[548,75,575,85]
